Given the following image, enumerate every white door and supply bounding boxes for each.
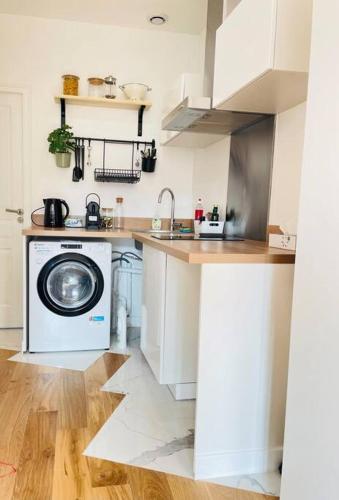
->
[0,92,24,328]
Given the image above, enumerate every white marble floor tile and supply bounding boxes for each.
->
[209,471,281,497]
[0,329,22,350]
[86,339,281,495]
[10,349,104,371]
[142,448,194,479]
[84,341,196,478]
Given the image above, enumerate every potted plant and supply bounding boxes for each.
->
[47,124,75,168]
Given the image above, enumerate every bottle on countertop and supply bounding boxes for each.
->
[152,203,162,231]
[211,204,220,222]
[194,197,204,220]
[114,197,124,229]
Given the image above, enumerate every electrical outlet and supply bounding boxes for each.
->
[269,234,297,251]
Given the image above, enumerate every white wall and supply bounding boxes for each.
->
[192,137,230,218]
[269,102,306,234]
[281,1,339,499]
[0,14,203,219]
[2,12,305,226]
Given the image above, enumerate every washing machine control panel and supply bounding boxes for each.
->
[61,243,82,249]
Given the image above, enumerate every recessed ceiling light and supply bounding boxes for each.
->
[148,15,168,26]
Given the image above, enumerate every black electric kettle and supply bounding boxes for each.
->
[43,198,69,227]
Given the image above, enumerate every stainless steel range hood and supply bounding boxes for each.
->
[162,96,268,135]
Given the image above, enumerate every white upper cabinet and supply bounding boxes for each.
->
[213,0,313,113]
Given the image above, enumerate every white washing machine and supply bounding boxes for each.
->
[29,240,112,352]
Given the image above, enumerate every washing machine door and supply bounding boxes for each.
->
[37,253,104,316]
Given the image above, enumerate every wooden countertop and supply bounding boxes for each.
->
[22,226,133,238]
[132,232,296,264]
[22,226,295,264]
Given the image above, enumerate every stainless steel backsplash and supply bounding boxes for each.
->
[226,116,275,241]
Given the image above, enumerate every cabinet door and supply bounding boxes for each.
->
[213,0,277,109]
[140,245,166,381]
[162,256,201,384]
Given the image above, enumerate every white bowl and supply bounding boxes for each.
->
[119,83,151,101]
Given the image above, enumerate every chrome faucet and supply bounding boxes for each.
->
[158,188,175,233]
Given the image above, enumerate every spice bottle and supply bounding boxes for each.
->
[114,197,124,229]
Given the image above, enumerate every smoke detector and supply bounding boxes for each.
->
[148,15,168,26]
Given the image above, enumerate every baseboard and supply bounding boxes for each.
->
[194,446,282,479]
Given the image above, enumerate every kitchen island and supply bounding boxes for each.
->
[23,225,295,480]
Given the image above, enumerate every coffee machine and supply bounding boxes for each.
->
[85,193,101,230]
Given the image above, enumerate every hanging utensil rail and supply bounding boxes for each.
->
[73,136,155,148]
[75,136,156,184]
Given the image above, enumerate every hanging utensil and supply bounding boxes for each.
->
[72,138,79,182]
[87,139,92,168]
[135,143,140,169]
[75,140,82,180]
[81,138,85,180]
[131,142,135,173]
[73,139,83,182]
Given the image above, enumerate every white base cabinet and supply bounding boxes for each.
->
[194,263,294,478]
[213,0,313,113]
[141,245,201,385]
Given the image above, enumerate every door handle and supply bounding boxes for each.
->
[5,208,24,216]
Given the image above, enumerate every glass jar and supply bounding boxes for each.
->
[104,75,117,99]
[101,207,114,229]
[88,77,104,98]
[114,197,124,229]
[62,74,79,96]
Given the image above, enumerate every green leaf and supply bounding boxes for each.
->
[47,124,75,153]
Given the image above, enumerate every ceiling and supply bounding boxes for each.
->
[0,0,208,34]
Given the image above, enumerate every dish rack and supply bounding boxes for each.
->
[94,168,141,184]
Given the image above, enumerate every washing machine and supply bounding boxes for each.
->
[29,239,112,352]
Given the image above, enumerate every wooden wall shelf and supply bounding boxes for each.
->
[55,95,152,109]
[55,95,152,136]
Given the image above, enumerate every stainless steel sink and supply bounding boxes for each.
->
[152,233,195,240]
[132,229,244,241]
[151,233,245,241]
[129,229,177,234]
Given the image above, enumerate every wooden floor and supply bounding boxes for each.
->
[0,349,275,499]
